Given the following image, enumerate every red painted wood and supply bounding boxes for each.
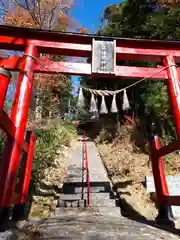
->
[83,135,90,208]
[164,55,180,137]
[0,110,15,137]
[115,66,167,79]
[154,136,169,197]
[0,25,92,45]
[166,196,180,206]
[0,57,168,79]
[1,35,180,61]
[0,110,28,153]
[0,37,91,57]
[36,60,92,75]
[157,138,180,157]
[1,24,180,211]
[1,25,180,50]
[116,46,180,62]
[0,36,26,51]
[0,56,22,69]
[1,26,180,61]
[16,132,36,204]
[0,71,10,118]
[31,40,91,57]
[0,44,37,207]
[149,135,169,206]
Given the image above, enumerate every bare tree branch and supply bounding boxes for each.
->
[48,0,73,30]
[37,0,43,27]
[24,0,41,26]
[0,0,7,10]
[49,0,64,30]
[0,0,12,13]
[13,0,40,26]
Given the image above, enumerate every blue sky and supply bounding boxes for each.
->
[72,0,122,33]
[71,0,122,95]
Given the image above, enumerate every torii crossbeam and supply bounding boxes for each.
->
[0,25,180,225]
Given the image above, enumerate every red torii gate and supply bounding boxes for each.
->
[0,25,180,226]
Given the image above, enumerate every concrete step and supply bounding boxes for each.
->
[74,186,107,194]
[54,207,89,216]
[58,192,115,201]
[82,192,115,203]
[59,194,81,201]
[57,192,117,208]
[89,197,116,207]
[57,197,86,208]
[62,181,112,194]
[54,206,121,218]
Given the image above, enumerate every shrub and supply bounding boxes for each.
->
[30,121,76,191]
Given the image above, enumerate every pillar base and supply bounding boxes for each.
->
[0,207,11,229]
[12,204,26,221]
[155,205,175,228]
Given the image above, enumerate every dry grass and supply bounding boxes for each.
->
[29,144,71,218]
[96,123,180,220]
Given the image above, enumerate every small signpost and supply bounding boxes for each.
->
[92,39,116,74]
[146,175,180,218]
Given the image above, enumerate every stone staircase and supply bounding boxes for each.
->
[1,139,179,239]
[55,139,120,216]
[36,140,180,239]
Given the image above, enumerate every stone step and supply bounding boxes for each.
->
[57,197,86,208]
[58,192,115,201]
[74,186,108,194]
[57,192,116,208]
[59,194,81,201]
[89,198,116,207]
[83,192,115,203]
[62,181,112,194]
[54,206,121,218]
[54,207,90,216]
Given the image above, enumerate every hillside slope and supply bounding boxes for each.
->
[96,124,180,220]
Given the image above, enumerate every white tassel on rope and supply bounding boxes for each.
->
[77,88,85,108]
[122,89,130,111]
[90,93,98,113]
[100,96,108,114]
[111,94,118,113]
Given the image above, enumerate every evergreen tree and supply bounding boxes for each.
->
[82,0,180,137]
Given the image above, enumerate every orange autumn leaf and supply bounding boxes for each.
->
[80,27,88,34]
[3,6,38,28]
[2,0,87,96]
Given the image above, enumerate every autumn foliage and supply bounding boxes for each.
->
[158,0,180,7]
[3,5,38,28]
[1,0,87,120]
[2,0,87,32]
